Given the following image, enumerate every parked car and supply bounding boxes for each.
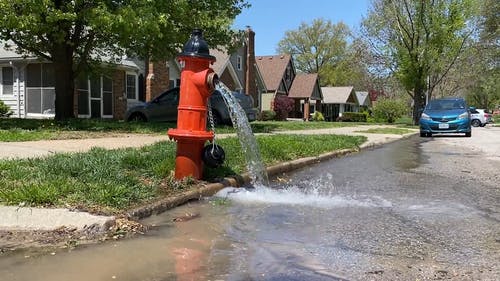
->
[419,97,471,137]
[470,108,492,127]
[125,87,257,125]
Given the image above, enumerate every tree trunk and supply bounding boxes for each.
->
[52,44,76,121]
[412,82,426,125]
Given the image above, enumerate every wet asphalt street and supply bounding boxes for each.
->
[0,128,499,281]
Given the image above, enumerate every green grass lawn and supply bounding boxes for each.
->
[0,134,365,213]
[0,118,364,142]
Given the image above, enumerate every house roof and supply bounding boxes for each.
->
[289,73,320,99]
[209,48,230,74]
[255,54,291,91]
[355,91,370,106]
[321,86,356,104]
[0,41,37,61]
[1,40,139,70]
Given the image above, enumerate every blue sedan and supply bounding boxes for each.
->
[419,97,471,137]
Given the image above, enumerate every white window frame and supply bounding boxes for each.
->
[126,72,138,100]
[0,66,14,96]
[25,63,55,118]
[77,75,114,119]
[236,55,242,71]
[101,76,113,119]
[77,78,91,118]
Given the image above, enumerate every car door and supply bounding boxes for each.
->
[147,88,179,122]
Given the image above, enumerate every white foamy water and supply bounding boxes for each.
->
[214,186,393,209]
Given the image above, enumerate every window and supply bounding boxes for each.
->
[237,56,242,71]
[1,66,14,96]
[78,74,113,118]
[77,74,90,116]
[26,64,55,115]
[126,73,137,100]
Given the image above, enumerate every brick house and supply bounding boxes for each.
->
[145,27,264,110]
[0,43,140,120]
[1,27,264,120]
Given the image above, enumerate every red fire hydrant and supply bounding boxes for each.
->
[168,29,218,180]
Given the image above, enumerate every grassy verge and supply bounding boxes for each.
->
[0,118,364,142]
[0,134,365,213]
[355,127,415,135]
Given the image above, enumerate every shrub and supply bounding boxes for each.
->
[310,111,325,121]
[372,99,408,123]
[0,100,12,118]
[337,112,366,122]
[259,110,276,121]
[273,95,294,121]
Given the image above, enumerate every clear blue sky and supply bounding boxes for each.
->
[232,0,370,55]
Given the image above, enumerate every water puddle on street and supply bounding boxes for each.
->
[1,137,497,280]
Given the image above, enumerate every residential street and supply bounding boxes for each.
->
[0,126,498,281]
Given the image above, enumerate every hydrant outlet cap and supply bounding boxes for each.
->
[179,29,216,61]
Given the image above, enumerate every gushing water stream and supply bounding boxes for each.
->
[215,82,269,186]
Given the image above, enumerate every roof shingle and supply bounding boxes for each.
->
[255,54,291,91]
[289,73,319,98]
[321,86,355,104]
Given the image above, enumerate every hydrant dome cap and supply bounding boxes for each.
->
[178,29,216,61]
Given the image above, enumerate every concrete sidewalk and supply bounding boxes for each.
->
[0,125,417,233]
[0,125,416,159]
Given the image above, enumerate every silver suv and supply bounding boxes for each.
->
[470,108,492,127]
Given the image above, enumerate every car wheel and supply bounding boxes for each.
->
[420,132,426,137]
[465,131,472,137]
[471,119,481,127]
[427,132,432,137]
[128,113,147,122]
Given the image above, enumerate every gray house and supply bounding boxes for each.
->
[0,43,140,120]
[321,86,359,121]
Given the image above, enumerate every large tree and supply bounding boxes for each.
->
[361,0,478,124]
[276,18,354,86]
[0,0,248,120]
[465,0,500,109]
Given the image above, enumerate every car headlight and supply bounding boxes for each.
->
[420,113,431,120]
[458,112,469,119]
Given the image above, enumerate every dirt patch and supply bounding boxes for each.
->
[0,218,147,252]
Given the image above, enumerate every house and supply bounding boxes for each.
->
[288,73,322,120]
[321,86,359,121]
[0,42,140,120]
[255,54,295,111]
[1,28,261,120]
[148,27,263,110]
[355,91,371,109]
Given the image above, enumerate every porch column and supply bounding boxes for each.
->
[304,98,310,121]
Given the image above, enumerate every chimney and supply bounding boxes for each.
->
[245,27,257,106]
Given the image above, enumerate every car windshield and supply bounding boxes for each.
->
[426,99,465,110]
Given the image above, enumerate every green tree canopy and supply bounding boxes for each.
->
[361,0,478,124]
[0,0,249,120]
[277,18,355,86]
